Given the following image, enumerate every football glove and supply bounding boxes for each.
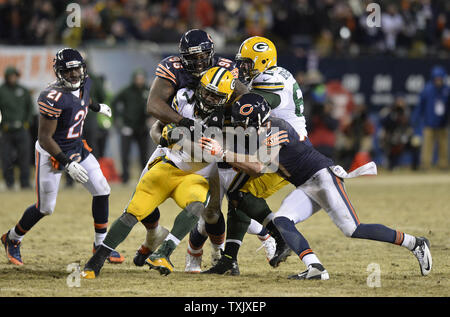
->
[160,123,181,147]
[199,137,225,159]
[65,161,89,183]
[98,104,112,117]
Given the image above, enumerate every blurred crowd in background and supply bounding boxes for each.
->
[0,0,449,57]
[0,0,449,190]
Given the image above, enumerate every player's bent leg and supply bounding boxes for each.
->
[146,201,206,276]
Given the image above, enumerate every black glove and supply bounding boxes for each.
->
[205,109,224,129]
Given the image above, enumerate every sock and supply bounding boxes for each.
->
[10,205,45,241]
[92,195,109,247]
[188,224,207,256]
[165,233,181,246]
[205,212,225,248]
[170,208,200,241]
[257,227,270,240]
[351,223,411,247]
[401,233,416,251]
[224,240,241,260]
[102,213,137,250]
[301,253,321,267]
[273,216,311,256]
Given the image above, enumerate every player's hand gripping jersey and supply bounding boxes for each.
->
[37,77,93,166]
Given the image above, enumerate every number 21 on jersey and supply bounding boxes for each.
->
[67,109,87,139]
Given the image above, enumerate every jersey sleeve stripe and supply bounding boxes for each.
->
[252,84,285,91]
[156,71,177,85]
[39,109,58,118]
[38,101,62,112]
[157,64,176,80]
[39,105,61,116]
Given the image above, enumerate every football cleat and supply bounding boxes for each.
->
[268,234,292,268]
[288,263,329,280]
[133,245,152,267]
[256,235,276,261]
[185,251,202,273]
[201,254,240,276]
[145,240,176,276]
[1,231,23,266]
[412,237,432,276]
[93,243,124,264]
[82,244,113,279]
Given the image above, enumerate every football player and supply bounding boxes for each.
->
[1,48,123,266]
[203,93,432,279]
[133,29,275,268]
[81,67,236,278]
[196,36,310,274]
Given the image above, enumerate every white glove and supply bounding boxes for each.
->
[99,104,112,117]
[0,109,2,124]
[65,161,89,183]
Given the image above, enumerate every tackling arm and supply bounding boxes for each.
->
[146,77,183,124]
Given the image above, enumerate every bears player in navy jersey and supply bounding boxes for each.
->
[201,93,432,279]
[1,48,124,266]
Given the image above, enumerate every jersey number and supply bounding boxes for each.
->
[67,109,87,139]
[46,90,62,102]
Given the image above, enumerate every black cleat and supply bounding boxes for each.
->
[81,245,112,279]
[133,245,152,267]
[201,254,240,276]
[268,235,292,268]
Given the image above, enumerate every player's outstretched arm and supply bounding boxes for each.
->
[147,77,183,124]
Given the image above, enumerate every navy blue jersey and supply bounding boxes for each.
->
[155,55,239,91]
[37,77,93,158]
[264,117,334,187]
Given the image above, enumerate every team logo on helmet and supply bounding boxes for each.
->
[239,104,254,116]
[253,42,270,52]
[230,78,236,90]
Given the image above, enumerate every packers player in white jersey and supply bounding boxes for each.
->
[81,67,235,278]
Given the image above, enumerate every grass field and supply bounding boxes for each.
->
[0,169,449,299]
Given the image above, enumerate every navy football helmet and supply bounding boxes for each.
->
[231,93,271,130]
[53,48,86,90]
[179,29,214,77]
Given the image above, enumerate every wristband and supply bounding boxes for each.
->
[54,152,71,167]
[89,102,100,112]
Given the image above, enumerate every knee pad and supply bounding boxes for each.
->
[119,212,138,228]
[185,201,205,219]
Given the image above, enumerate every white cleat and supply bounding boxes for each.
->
[412,237,432,276]
[256,235,276,261]
[185,251,202,273]
[288,263,330,280]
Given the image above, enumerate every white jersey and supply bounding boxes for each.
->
[250,66,307,138]
[163,88,216,178]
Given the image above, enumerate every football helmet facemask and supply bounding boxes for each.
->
[53,48,86,90]
[235,36,277,84]
[179,29,215,77]
[195,66,235,118]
